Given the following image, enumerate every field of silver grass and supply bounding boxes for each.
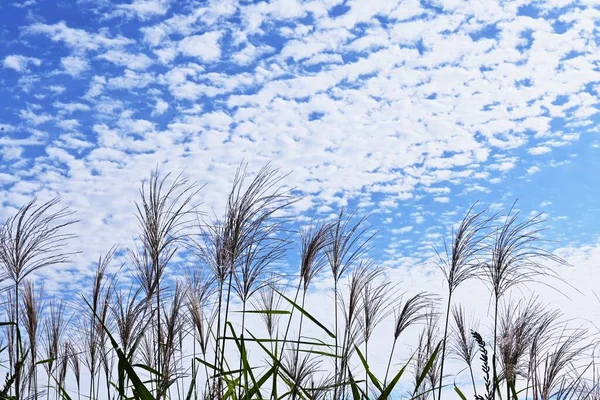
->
[0,164,594,400]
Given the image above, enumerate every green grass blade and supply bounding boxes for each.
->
[454,385,468,400]
[220,336,332,348]
[185,359,199,400]
[348,370,362,400]
[274,288,336,338]
[226,321,262,399]
[242,365,275,400]
[83,296,154,400]
[195,357,218,372]
[412,341,441,396]
[355,345,383,392]
[233,310,291,315]
[133,364,162,377]
[296,349,341,358]
[222,375,240,400]
[246,330,314,400]
[50,373,73,400]
[377,358,410,400]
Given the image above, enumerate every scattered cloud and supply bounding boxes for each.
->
[61,55,89,76]
[97,50,153,70]
[3,55,41,72]
[115,0,170,20]
[528,146,552,155]
[25,21,132,52]
[231,43,275,65]
[178,32,223,62]
[391,225,413,234]
[1,0,599,306]
[152,98,169,115]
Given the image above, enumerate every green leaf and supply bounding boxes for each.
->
[219,337,331,347]
[233,310,291,315]
[50,373,73,400]
[185,360,198,400]
[348,370,362,400]
[195,357,218,371]
[355,345,382,392]
[83,296,154,400]
[245,330,313,400]
[296,349,341,358]
[510,381,519,400]
[226,322,262,399]
[273,288,336,339]
[133,364,163,377]
[243,365,275,400]
[222,375,240,400]
[454,385,468,400]
[377,358,411,400]
[412,341,441,396]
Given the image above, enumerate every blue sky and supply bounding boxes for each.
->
[2,0,600,396]
[2,0,600,271]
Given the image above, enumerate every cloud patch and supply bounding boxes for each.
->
[3,55,41,72]
[61,55,89,76]
[178,32,223,63]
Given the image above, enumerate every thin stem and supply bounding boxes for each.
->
[437,291,452,400]
[294,289,308,394]
[333,280,339,400]
[365,339,369,397]
[15,283,21,400]
[469,363,477,397]
[238,300,248,399]
[155,264,162,398]
[384,339,397,387]
[213,281,223,398]
[219,273,233,396]
[192,331,197,400]
[492,294,499,400]
[275,279,303,399]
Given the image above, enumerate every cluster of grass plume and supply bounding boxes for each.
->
[0,163,594,400]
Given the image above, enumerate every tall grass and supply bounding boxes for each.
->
[0,166,595,400]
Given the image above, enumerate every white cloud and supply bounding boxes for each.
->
[231,43,275,65]
[19,109,52,125]
[56,119,80,130]
[0,146,23,161]
[178,32,223,62]
[153,45,179,64]
[85,75,106,98]
[61,55,89,76]
[489,158,517,172]
[48,85,66,94]
[152,98,169,115]
[391,225,413,234]
[0,124,14,133]
[3,55,41,72]
[97,50,153,70]
[11,0,36,8]
[107,70,154,90]
[53,101,91,114]
[26,21,132,52]
[303,52,344,66]
[115,0,170,20]
[528,145,552,155]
